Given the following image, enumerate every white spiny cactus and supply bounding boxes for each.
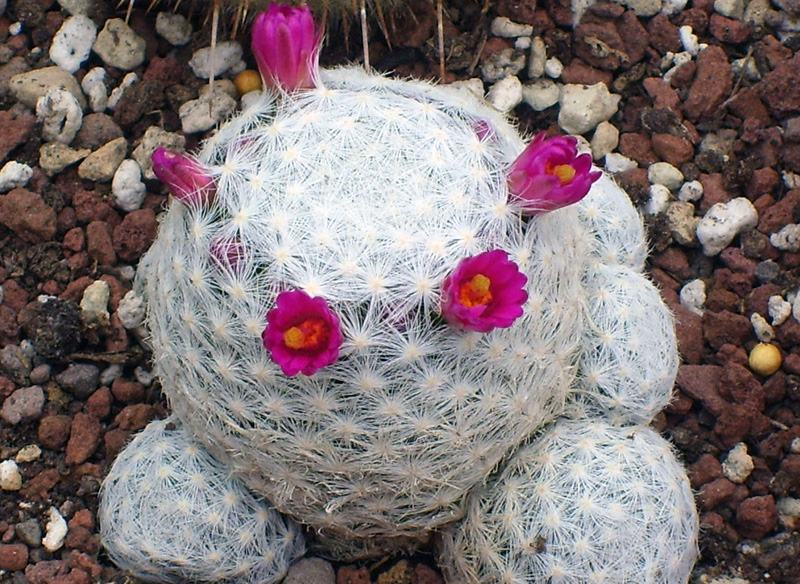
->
[99,417,305,583]
[438,418,699,584]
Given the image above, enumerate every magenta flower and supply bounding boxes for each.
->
[441,250,528,333]
[251,3,320,93]
[209,236,245,271]
[262,290,342,376]
[151,148,216,206]
[507,132,601,215]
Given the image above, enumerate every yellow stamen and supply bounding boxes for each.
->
[283,318,329,350]
[458,274,493,308]
[551,164,576,185]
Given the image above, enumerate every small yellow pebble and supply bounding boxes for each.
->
[748,343,782,376]
[234,70,263,96]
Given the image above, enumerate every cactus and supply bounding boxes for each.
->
[438,418,699,584]
[99,417,305,583]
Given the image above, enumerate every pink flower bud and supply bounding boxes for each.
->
[441,250,528,333]
[252,3,321,93]
[262,290,342,376]
[151,148,216,207]
[507,132,601,215]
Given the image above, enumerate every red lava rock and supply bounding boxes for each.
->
[104,313,129,353]
[85,221,116,266]
[646,13,682,53]
[560,60,612,86]
[782,143,800,173]
[573,22,627,70]
[73,113,124,151]
[3,279,29,313]
[652,133,694,166]
[689,453,723,488]
[672,305,704,364]
[698,477,736,510]
[777,318,800,347]
[715,343,749,367]
[51,568,92,584]
[643,77,681,112]
[338,565,371,584]
[0,377,14,400]
[98,275,126,312]
[0,109,35,162]
[783,353,800,375]
[63,227,85,252]
[709,13,750,43]
[57,206,78,233]
[757,189,800,234]
[71,190,121,227]
[60,276,94,305]
[715,402,765,447]
[19,468,60,500]
[651,247,691,280]
[103,428,131,458]
[25,560,68,584]
[676,8,709,34]
[758,52,800,118]
[720,247,757,278]
[698,173,734,214]
[616,10,648,66]
[720,364,764,407]
[676,365,725,415]
[65,412,102,465]
[618,132,657,166]
[86,386,112,420]
[736,495,778,539]
[111,378,145,404]
[38,415,72,450]
[703,310,752,350]
[780,454,800,479]
[0,543,28,571]
[747,284,782,317]
[115,404,155,431]
[112,208,157,263]
[763,372,786,404]
[683,46,732,122]
[727,88,770,128]
[416,564,443,584]
[0,188,57,243]
[0,306,19,343]
[65,526,98,554]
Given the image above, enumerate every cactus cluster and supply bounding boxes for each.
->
[99,5,698,582]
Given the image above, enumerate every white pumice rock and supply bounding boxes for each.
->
[604,152,638,173]
[107,72,138,110]
[793,438,800,454]
[722,442,754,484]
[520,78,559,111]
[100,364,124,386]
[132,126,185,180]
[490,16,533,38]
[678,179,704,202]
[663,51,693,83]
[777,497,800,530]
[43,507,68,552]
[784,171,800,190]
[558,83,620,135]
[486,75,522,112]
[0,459,22,490]
[528,36,546,78]
[49,15,96,74]
[621,0,661,17]
[133,366,155,387]
[80,279,111,326]
[645,184,672,215]
[8,21,21,35]
[39,142,90,176]
[648,161,684,190]
[155,12,192,46]
[696,197,759,256]
[714,0,744,18]
[679,26,707,56]
[36,88,83,144]
[791,291,800,324]
[732,56,761,81]
[590,121,619,160]
[0,0,7,14]
[93,18,146,71]
[15,444,41,463]
[179,88,237,134]
[744,0,772,26]
[667,201,700,246]
[770,224,800,252]
[480,48,526,83]
[241,89,266,111]
[112,159,146,212]
[10,66,87,110]
[680,279,706,316]
[751,312,775,343]
[78,136,127,182]
[117,289,146,329]
[57,0,93,15]
[0,160,33,192]
[449,78,484,99]
[189,41,245,79]
[544,56,563,78]
[514,36,531,50]
[662,0,690,14]
[81,67,108,112]
[768,295,791,326]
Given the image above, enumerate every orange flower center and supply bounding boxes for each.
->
[546,162,576,185]
[283,317,329,350]
[458,274,493,308]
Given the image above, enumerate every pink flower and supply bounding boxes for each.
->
[151,148,216,206]
[262,290,342,376]
[252,3,320,93]
[441,250,528,333]
[209,237,245,271]
[507,132,601,215]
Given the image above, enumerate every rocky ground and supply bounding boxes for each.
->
[0,0,799,582]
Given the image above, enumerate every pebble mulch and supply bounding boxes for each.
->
[0,0,799,582]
